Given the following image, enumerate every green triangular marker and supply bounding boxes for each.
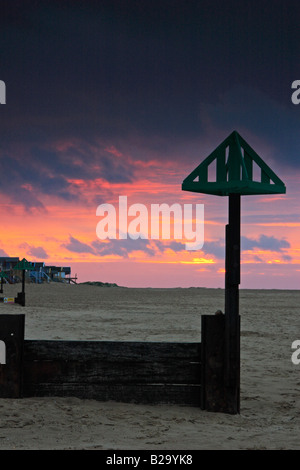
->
[13,258,34,271]
[182,131,286,196]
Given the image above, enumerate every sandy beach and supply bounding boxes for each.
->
[0,282,300,450]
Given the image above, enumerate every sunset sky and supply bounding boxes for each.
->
[1,0,300,288]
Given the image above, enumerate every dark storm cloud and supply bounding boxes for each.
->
[2,0,207,144]
[201,235,290,259]
[19,243,49,259]
[200,86,300,170]
[91,238,156,258]
[1,0,300,208]
[0,248,9,257]
[2,1,299,144]
[92,238,186,258]
[63,236,95,254]
[63,236,157,257]
[29,144,134,184]
[241,235,290,252]
[202,241,225,259]
[0,142,136,208]
[62,235,185,258]
[1,151,75,203]
[243,213,300,224]
[62,231,291,259]
[27,246,49,259]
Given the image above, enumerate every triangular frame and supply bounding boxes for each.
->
[13,258,34,271]
[182,131,286,196]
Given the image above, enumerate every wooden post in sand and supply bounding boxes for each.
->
[0,271,7,294]
[0,314,25,397]
[13,258,34,306]
[224,193,241,413]
[182,131,286,414]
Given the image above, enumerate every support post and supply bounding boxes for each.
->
[15,271,26,306]
[0,314,25,397]
[224,193,241,413]
[183,130,286,414]
[201,314,226,411]
[21,270,26,306]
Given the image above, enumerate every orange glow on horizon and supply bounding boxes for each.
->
[0,143,299,289]
[180,257,215,264]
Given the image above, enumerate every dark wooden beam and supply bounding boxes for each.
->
[22,340,202,406]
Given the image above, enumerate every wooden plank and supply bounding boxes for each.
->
[24,340,201,362]
[22,382,201,406]
[23,358,200,385]
[22,340,201,406]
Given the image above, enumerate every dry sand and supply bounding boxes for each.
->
[0,282,300,450]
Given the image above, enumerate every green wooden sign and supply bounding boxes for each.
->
[182,130,286,196]
[13,258,34,271]
[181,130,286,414]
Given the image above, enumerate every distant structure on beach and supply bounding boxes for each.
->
[0,257,77,284]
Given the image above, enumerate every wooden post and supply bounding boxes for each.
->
[21,270,26,306]
[224,193,241,413]
[201,314,226,411]
[15,271,26,306]
[183,131,286,414]
[0,314,25,397]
